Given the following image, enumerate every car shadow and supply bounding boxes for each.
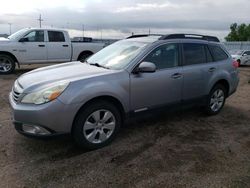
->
[12,104,249,162]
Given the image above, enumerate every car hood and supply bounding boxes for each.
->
[17,62,113,92]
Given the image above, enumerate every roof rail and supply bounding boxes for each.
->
[126,34,163,39]
[159,34,220,42]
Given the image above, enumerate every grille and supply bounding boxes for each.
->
[12,81,23,103]
[12,89,21,102]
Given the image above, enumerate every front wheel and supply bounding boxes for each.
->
[204,84,226,115]
[0,54,15,74]
[72,100,121,150]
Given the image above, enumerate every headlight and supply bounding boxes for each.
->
[21,82,69,105]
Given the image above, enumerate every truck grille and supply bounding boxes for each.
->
[12,81,23,103]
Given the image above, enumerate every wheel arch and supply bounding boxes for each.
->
[0,51,19,65]
[77,50,94,61]
[71,95,126,133]
[211,79,230,97]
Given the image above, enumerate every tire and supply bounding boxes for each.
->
[0,54,15,74]
[72,100,121,150]
[78,52,93,62]
[204,84,227,115]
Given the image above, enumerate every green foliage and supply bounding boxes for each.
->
[225,23,250,41]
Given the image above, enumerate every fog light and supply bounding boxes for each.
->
[22,124,51,135]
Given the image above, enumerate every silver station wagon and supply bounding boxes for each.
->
[9,34,239,149]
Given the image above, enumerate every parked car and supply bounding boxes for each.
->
[230,49,250,66]
[0,28,106,74]
[9,34,239,149]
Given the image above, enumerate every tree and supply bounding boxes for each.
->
[225,23,250,41]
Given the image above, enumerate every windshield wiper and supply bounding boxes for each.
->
[89,63,109,69]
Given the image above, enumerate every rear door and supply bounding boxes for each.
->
[17,30,47,63]
[181,43,216,102]
[130,43,183,112]
[46,31,71,62]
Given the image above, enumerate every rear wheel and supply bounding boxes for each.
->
[78,52,93,62]
[204,84,226,115]
[0,54,15,74]
[72,100,121,149]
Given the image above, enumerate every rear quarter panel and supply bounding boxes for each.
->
[71,43,105,61]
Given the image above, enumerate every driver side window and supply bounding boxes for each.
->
[143,43,179,69]
[23,31,44,42]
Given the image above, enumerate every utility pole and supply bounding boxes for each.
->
[37,14,43,28]
[82,24,84,38]
[149,28,151,35]
[8,23,12,35]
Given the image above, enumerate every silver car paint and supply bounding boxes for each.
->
[9,37,239,134]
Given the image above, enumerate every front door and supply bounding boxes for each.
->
[130,43,182,112]
[18,30,47,63]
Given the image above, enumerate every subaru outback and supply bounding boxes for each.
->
[9,34,239,149]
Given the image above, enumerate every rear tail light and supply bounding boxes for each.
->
[232,60,239,68]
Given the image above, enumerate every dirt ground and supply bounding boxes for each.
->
[0,65,250,188]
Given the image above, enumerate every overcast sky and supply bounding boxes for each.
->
[0,0,249,40]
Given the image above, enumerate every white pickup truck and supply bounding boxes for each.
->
[0,28,106,74]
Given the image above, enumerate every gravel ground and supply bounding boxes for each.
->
[0,65,250,188]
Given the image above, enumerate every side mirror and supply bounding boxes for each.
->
[19,37,28,42]
[243,53,248,56]
[135,62,156,73]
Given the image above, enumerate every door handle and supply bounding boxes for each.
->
[171,73,182,79]
[63,45,69,47]
[38,45,45,47]
[208,67,216,72]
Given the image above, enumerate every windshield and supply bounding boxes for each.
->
[230,50,244,55]
[8,28,29,41]
[87,40,148,70]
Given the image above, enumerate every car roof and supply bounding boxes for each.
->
[126,34,220,45]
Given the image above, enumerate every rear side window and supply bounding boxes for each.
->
[208,45,228,61]
[183,43,206,65]
[48,31,65,42]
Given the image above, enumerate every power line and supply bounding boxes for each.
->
[8,23,12,35]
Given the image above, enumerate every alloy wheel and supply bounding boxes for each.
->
[83,109,116,144]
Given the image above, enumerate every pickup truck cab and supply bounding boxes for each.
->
[0,28,106,74]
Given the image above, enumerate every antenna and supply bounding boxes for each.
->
[37,14,43,28]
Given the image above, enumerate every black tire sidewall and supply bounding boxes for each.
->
[79,53,92,62]
[205,84,226,115]
[72,100,121,149]
[0,54,15,74]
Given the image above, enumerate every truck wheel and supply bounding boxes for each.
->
[204,84,226,115]
[72,100,121,150]
[78,52,93,62]
[0,54,15,74]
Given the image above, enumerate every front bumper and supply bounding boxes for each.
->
[9,93,81,137]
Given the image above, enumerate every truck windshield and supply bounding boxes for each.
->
[8,28,29,41]
[87,40,148,70]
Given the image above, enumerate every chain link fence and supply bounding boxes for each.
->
[223,42,250,51]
